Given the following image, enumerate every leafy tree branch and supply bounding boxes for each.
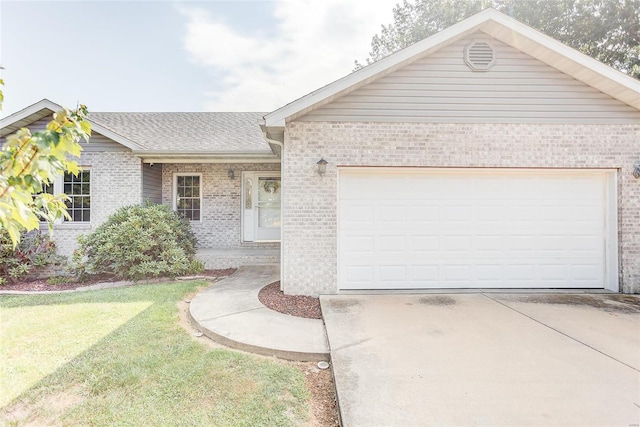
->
[0,81,91,246]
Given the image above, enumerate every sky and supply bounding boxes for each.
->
[0,0,399,117]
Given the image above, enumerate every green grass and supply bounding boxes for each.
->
[0,282,310,426]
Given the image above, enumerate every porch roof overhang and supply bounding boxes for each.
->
[133,150,281,164]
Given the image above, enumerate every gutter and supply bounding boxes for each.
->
[259,118,284,157]
[132,150,281,164]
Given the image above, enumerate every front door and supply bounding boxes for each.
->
[243,172,281,241]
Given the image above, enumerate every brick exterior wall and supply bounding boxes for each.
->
[161,163,281,249]
[282,122,640,295]
[51,151,143,258]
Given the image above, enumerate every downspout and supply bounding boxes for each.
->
[262,130,285,292]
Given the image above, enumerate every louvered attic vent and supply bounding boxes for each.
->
[464,40,496,71]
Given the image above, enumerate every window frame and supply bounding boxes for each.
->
[36,167,92,224]
[173,173,203,222]
[62,169,91,223]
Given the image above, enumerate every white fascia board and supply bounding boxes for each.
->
[479,16,640,110]
[0,99,61,132]
[88,122,147,150]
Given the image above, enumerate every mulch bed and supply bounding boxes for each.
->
[258,281,322,319]
[1,269,237,292]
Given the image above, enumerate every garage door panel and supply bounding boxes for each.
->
[572,264,602,281]
[506,206,540,221]
[442,265,471,281]
[344,235,375,253]
[411,266,440,282]
[411,236,440,252]
[476,265,504,281]
[472,236,503,251]
[339,169,610,290]
[379,266,407,282]
[378,236,407,252]
[378,205,407,222]
[569,235,601,251]
[343,204,374,222]
[474,205,506,222]
[441,205,472,222]
[345,265,374,284]
[407,205,440,221]
[503,264,539,281]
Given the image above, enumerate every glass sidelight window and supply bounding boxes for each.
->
[242,172,281,242]
[257,177,281,228]
[174,174,201,221]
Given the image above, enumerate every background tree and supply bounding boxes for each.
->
[355,0,640,78]
[0,82,91,246]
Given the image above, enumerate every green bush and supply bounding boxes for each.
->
[73,203,203,280]
[0,230,62,285]
[46,275,69,285]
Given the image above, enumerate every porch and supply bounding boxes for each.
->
[196,247,280,270]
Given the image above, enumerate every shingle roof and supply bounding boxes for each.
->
[90,112,271,153]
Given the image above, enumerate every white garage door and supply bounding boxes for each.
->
[338,168,616,290]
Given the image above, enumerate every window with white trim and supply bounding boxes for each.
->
[33,182,54,199]
[63,170,91,222]
[174,174,201,221]
[34,170,91,223]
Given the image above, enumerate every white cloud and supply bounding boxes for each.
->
[180,0,398,111]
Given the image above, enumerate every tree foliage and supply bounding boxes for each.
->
[356,0,640,78]
[0,81,91,246]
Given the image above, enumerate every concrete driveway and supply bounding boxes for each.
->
[320,293,640,426]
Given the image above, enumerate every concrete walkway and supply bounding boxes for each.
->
[321,293,640,427]
[189,265,329,361]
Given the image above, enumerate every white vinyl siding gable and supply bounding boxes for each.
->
[302,33,640,124]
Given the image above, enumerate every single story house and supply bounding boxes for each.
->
[2,9,639,294]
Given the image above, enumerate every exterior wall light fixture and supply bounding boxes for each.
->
[633,162,640,179]
[317,158,328,176]
[228,169,235,180]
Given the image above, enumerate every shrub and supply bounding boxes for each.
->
[0,230,62,285]
[73,203,202,280]
[46,275,69,285]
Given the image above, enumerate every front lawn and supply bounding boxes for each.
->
[0,281,311,426]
